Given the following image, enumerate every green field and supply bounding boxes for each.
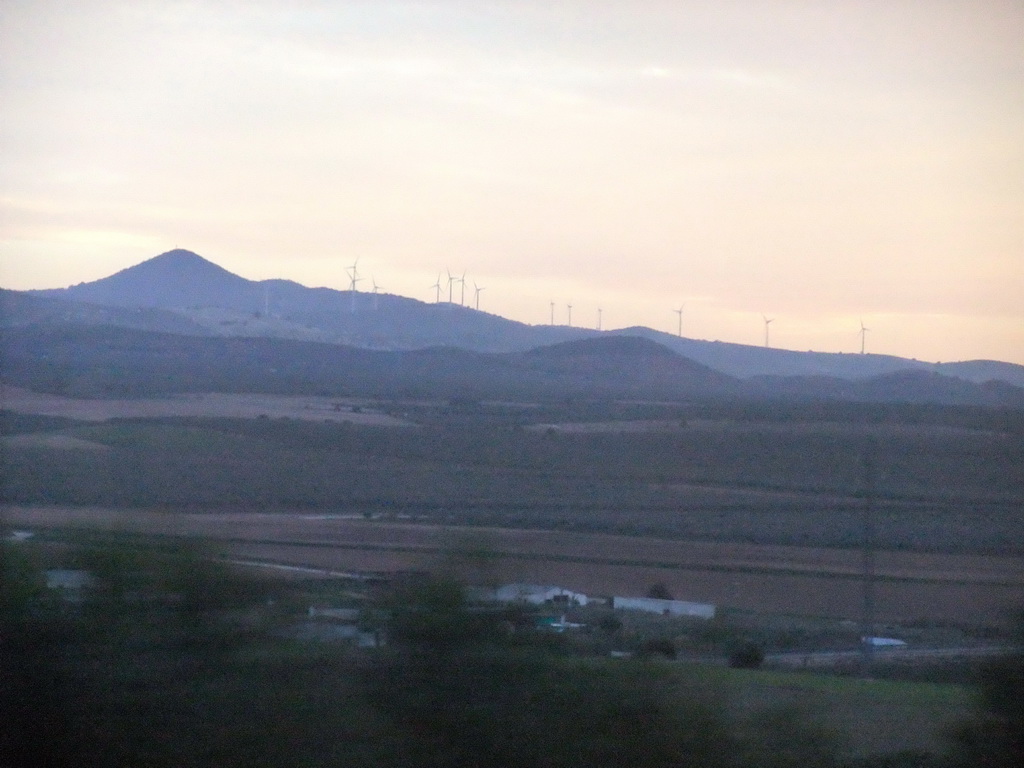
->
[705,666,974,759]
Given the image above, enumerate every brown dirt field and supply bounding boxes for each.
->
[0,386,412,426]
[6,505,1022,625]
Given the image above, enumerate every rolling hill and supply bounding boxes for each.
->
[2,321,1022,408]
[7,248,1024,396]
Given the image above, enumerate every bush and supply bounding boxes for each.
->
[639,638,677,660]
[646,582,674,600]
[948,613,1024,768]
[728,641,765,669]
[596,612,622,635]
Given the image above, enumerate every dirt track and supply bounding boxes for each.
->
[6,505,1022,625]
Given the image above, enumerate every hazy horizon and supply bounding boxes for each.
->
[2,1,1022,365]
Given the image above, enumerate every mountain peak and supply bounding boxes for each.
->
[133,248,239,277]
[157,248,204,260]
[37,249,254,310]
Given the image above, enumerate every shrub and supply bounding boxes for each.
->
[646,582,674,600]
[639,637,678,660]
[728,641,765,669]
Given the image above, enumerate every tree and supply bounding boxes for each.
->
[728,641,765,669]
[646,582,674,600]
[640,637,678,660]
[597,612,622,635]
[364,575,736,768]
[950,612,1024,767]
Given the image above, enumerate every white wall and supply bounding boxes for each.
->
[612,596,715,619]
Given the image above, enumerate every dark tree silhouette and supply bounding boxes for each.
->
[950,612,1024,767]
[646,582,674,600]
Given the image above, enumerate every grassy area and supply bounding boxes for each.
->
[704,665,975,759]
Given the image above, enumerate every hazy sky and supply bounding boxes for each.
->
[2,1,1022,363]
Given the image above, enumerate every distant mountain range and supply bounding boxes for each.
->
[2,248,1022,406]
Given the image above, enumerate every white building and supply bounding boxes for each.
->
[475,583,589,607]
[862,636,907,647]
[611,596,715,619]
[45,569,94,592]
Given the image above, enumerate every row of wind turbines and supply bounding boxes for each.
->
[754,314,870,354]
[544,301,873,355]
[429,268,486,310]
[345,258,488,311]
[343,258,873,354]
[343,258,386,312]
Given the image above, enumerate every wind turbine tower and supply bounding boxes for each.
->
[347,258,361,292]
[431,274,442,303]
[347,258,362,314]
[474,282,484,311]
[446,269,455,304]
[763,315,774,348]
[860,319,870,355]
[371,277,382,311]
[550,301,555,325]
[459,270,467,306]
[597,307,602,331]
[674,304,685,337]
[567,303,573,327]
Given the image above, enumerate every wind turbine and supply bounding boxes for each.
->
[431,274,442,303]
[474,282,484,311]
[762,315,774,348]
[347,258,361,292]
[860,319,870,355]
[459,270,467,306]
[371,277,382,311]
[597,307,602,331]
[674,303,685,337]
[550,301,555,325]
[347,258,362,314]
[567,303,572,327]
[446,268,455,304]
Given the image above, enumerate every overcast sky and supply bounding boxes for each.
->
[2,0,1022,363]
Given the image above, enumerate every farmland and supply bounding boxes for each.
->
[6,506,1022,626]
[4,381,1021,768]
[3,387,1022,629]
[0,385,411,426]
